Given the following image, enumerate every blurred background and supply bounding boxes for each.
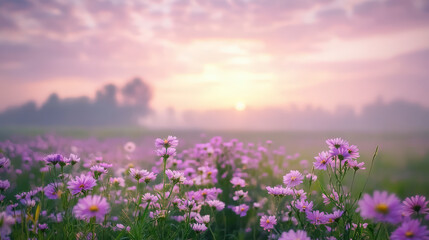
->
[0,0,428,195]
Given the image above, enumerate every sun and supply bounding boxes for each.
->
[235,102,246,111]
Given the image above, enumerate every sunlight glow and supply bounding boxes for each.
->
[235,102,246,111]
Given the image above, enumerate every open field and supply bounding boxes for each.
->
[0,128,428,239]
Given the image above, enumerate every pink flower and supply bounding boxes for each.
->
[192,223,207,233]
[283,170,304,188]
[314,151,332,170]
[358,191,402,224]
[68,174,97,195]
[230,177,246,188]
[279,229,310,240]
[260,215,277,231]
[231,204,249,217]
[73,195,110,223]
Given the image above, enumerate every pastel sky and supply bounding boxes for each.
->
[1,0,429,113]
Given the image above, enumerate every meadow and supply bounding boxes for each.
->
[0,128,428,239]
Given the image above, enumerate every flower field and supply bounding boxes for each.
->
[0,134,428,240]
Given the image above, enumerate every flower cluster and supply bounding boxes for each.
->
[0,135,427,240]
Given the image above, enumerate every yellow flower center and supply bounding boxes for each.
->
[241,208,245,212]
[164,139,168,144]
[89,205,99,212]
[207,171,212,176]
[405,231,414,237]
[79,184,85,189]
[321,159,326,164]
[302,205,306,209]
[266,219,270,223]
[375,203,389,214]
[291,176,296,181]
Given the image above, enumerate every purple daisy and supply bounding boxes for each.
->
[0,211,15,239]
[326,138,349,149]
[306,210,327,225]
[231,204,249,217]
[329,147,351,162]
[165,169,185,184]
[230,177,246,188]
[402,195,429,216]
[295,200,314,213]
[326,210,343,223]
[0,180,10,191]
[195,214,210,224]
[314,151,332,170]
[73,195,110,223]
[68,174,97,195]
[0,158,10,169]
[283,170,304,188]
[348,160,366,171]
[44,154,65,166]
[347,145,360,159]
[191,223,207,233]
[155,136,179,149]
[44,182,63,199]
[358,191,402,224]
[206,200,225,211]
[232,190,248,201]
[156,148,177,158]
[391,219,429,240]
[266,186,292,197]
[260,215,277,231]
[279,229,311,240]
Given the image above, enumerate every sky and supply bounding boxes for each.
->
[0,0,429,116]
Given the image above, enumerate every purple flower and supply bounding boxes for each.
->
[348,160,365,171]
[67,154,80,165]
[230,177,246,188]
[192,223,207,233]
[206,200,225,211]
[155,136,179,149]
[358,191,402,224]
[0,158,10,169]
[38,223,48,232]
[326,138,349,149]
[109,177,125,187]
[260,215,277,231]
[391,220,429,240]
[73,195,110,222]
[231,204,249,217]
[233,190,248,201]
[283,170,304,188]
[165,169,185,184]
[326,210,343,223]
[195,214,210,224]
[347,145,360,159]
[314,151,332,170]
[44,154,65,166]
[279,229,311,240]
[329,147,351,162]
[156,147,177,158]
[141,193,159,209]
[295,200,313,213]
[68,174,97,195]
[44,182,63,199]
[402,195,429,216]
[266,186,292,197]
[0,211,15,239]
[90,165,107,178]
[306,210,327,225]
[0,180,10,191]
